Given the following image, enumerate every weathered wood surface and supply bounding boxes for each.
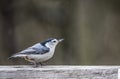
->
[0,66,119,79]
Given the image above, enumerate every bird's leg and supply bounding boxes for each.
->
[24,56,37,67]
[36,62,42,67]
[39,62,43,67]
[29,62,34,65]
[33,62,42,67]
[32,61,39,68]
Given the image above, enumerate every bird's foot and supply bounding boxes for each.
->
[32,64,39,68]
[31,62,44,68]
[31,62,39,68]
[29,62,34,65]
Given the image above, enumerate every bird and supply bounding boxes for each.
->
[8,38,64,67]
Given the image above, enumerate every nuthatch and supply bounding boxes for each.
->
[8,38,64,67]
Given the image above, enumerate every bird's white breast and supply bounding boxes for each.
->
[28,46,56,62]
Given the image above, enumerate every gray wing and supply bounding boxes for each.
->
[18,43,49,55]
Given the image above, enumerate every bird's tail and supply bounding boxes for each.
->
[8,55,17,59]
[8,54,25,60]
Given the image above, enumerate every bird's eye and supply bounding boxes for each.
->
[53,40,56,43]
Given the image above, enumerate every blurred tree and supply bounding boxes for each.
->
[0,0,16,62]
[72,0,120,65]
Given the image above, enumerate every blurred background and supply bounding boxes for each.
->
[0,0,120,65]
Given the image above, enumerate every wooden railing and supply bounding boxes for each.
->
[0,66,119,79]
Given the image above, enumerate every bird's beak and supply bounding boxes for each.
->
[58,39,64,42]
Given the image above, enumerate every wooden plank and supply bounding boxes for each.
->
[118,69,120,79]
[0,66,119,79]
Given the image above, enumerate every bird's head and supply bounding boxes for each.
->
[41,38,64,48]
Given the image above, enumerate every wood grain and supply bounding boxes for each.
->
[0,66,119,79]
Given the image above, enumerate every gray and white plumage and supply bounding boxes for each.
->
[9,38,64,67]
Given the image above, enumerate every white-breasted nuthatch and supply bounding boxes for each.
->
[8,38,64,67]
